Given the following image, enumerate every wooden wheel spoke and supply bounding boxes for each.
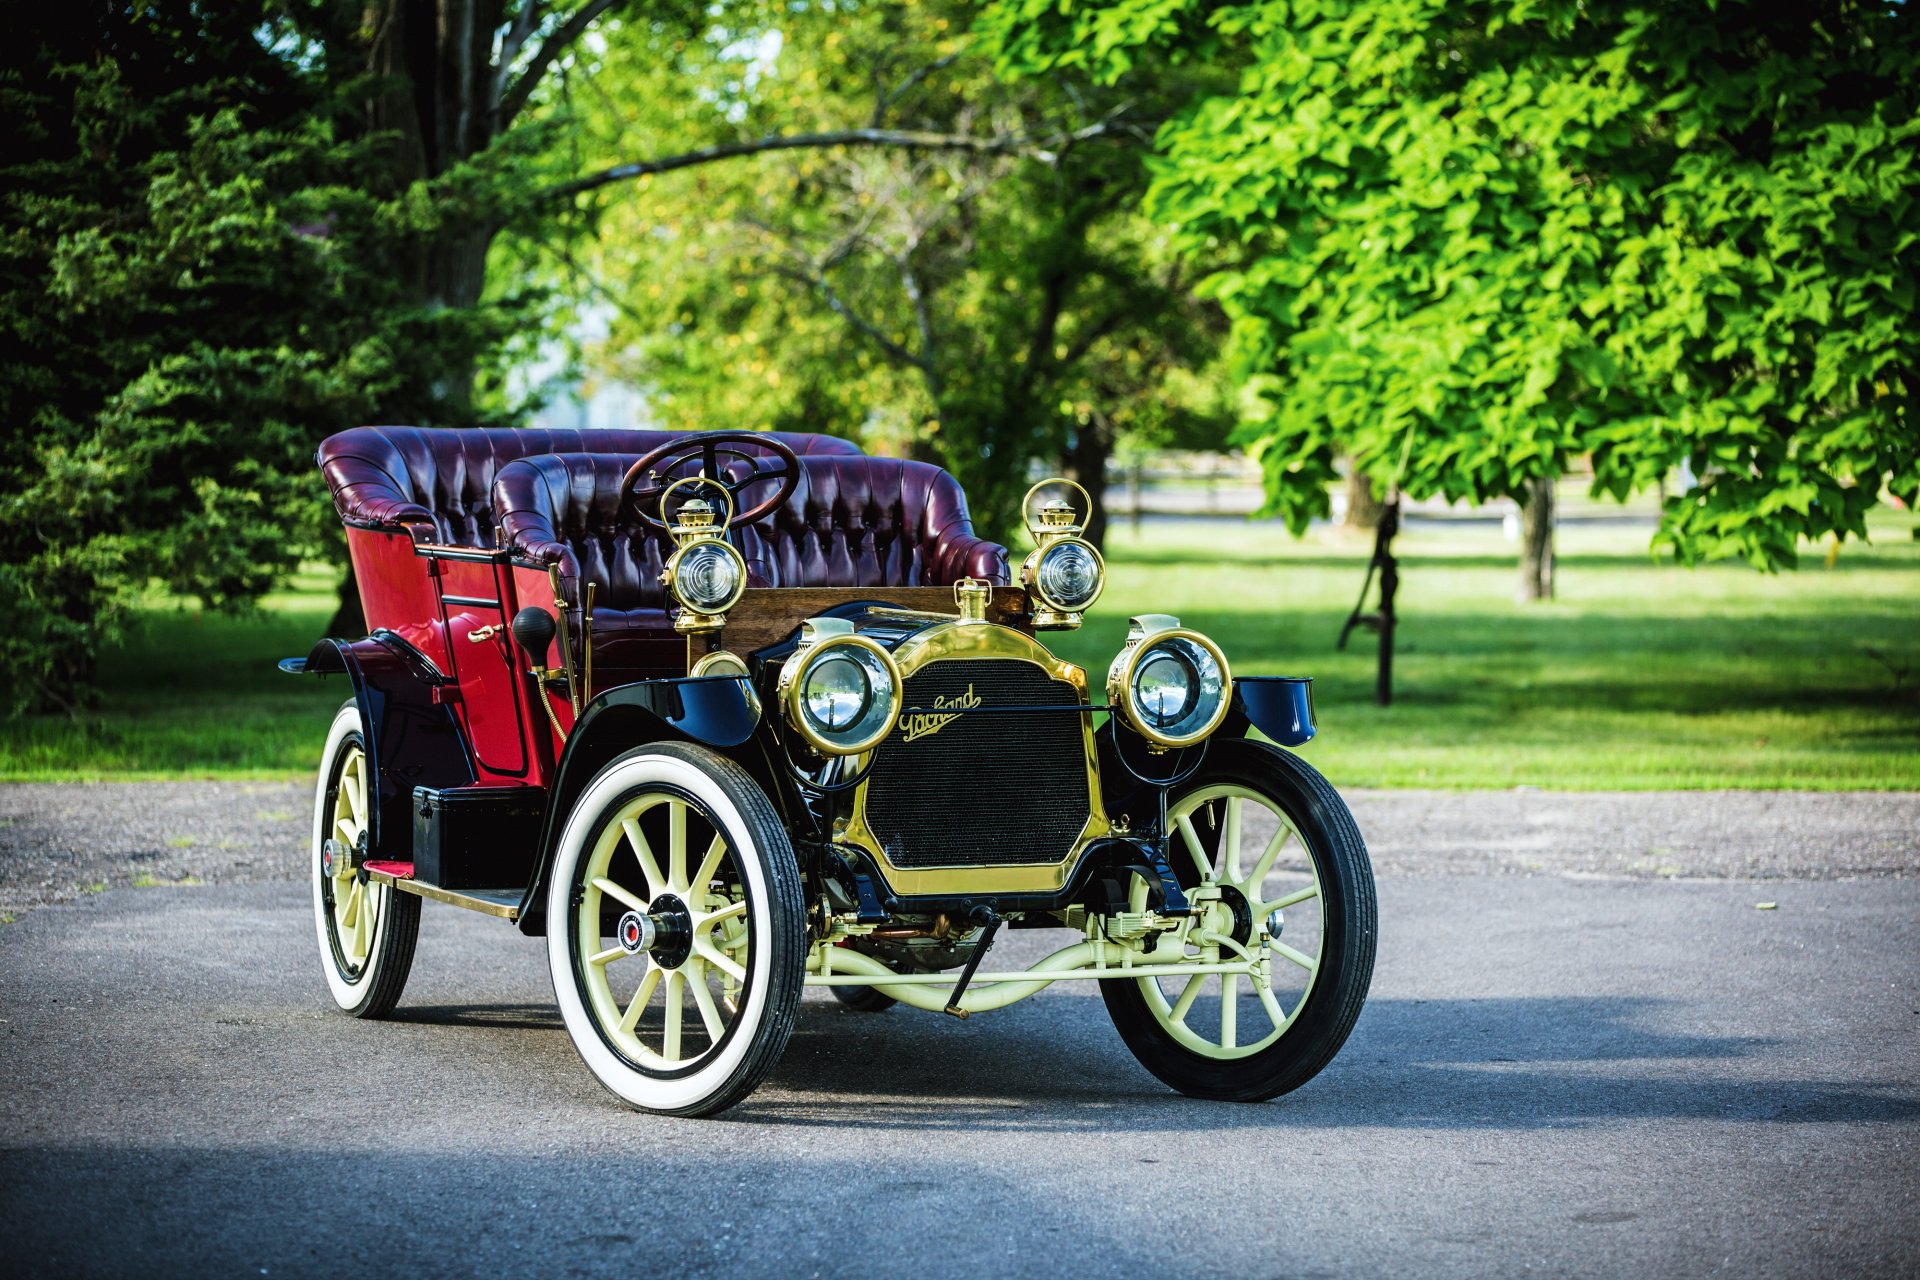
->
[1257,982,1289,1032]
[696,899,746,931]
[663,970,685,1062]
[667,802,689,891]
[1271,939,1319,973]
[1250,825,1293,888]
[622,819,667,898]
[1220,973,1237,1049]
[1168,973,1205,1023]
[1223,797,1243,882]
[618,966,661,1034]
[1260,883,1320,915]
[693,936,746,983]
[687,969,726,1040]
[690,833,728,893]
[351,888,373,959]
[591,876,649,916]
[1174,814,1212,882]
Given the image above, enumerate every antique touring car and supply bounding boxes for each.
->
[287,426,1377,1115]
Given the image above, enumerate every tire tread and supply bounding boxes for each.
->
[1102,738,1377,1102]
[555,741,805,1118]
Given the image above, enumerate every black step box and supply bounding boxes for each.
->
[411,785,546,890]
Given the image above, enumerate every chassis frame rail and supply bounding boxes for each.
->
[806,934,1287,1017]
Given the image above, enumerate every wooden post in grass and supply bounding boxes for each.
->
[1337,496,1401,706]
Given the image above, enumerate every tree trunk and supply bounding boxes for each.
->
[1062,417,1112,552]
[1375,502,1399,706]
[1344,463,1385,530]
[360,0,505,415]
[1517,475,1555,602]
[424,228,497,411]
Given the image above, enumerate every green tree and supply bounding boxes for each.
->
[1,1,640,713]
[556,0,1234,543]
[985,0,1920,572]
[6,0,1218,717]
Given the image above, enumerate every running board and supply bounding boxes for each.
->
[365,861,521,921]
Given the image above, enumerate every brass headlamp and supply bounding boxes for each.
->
[1106,614,1232,750]
[1018,479,1105,630]
[777,618,903,756]
[658,477,747,634]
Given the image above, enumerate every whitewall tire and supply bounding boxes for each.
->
[311,700,419,1017]
[546,742,805,1117]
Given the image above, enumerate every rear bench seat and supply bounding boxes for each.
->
[317,425,863,549]
[490,451,1010,668]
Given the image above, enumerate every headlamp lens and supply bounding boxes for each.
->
[1134,648,1199,727]
[675,542,742,611]
[1036,540,1102,611]
[802,653,872,731]
[1128,636,1226,742]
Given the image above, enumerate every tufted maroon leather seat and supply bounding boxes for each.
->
[317,426,863,549]
[490,452,1009,663]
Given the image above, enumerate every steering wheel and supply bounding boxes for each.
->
[620,432,802,530]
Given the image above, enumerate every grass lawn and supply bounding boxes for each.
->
[3,506,1916,788]
[0,566,349,782]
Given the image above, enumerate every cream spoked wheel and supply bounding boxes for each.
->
[1102,738,1375,1101]
[310,701,419,1017]
[546,743,805,1117]
[1148,779,1325,1059]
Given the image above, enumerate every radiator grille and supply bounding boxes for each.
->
[862,659,1091,869]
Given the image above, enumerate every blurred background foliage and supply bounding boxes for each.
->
[2,0,1916,748]
[2,0,577,713]
[984,0,1920,564]
[546,0,1237,543]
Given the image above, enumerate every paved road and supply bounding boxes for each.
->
[6,782,1916,915]
[3,872,1916,1277]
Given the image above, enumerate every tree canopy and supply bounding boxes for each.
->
[0,1,627,713]
[984,0,1920,567]
[4,0,1233,714]
[14,0,1911,716]
[555,0,1235,542]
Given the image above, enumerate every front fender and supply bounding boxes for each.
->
[1229,676,1317,747]
[291,632,477,858]
[1096,676,1318,827]
[516,675,762,935]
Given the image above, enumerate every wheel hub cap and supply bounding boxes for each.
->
[617,911,657,955]
[636,894,693,969]
[322,838,357,879]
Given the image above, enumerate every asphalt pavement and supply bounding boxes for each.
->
[6,782,1915,916]
[3,869,1916,1277]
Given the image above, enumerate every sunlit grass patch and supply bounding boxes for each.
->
[1,512,1916,788]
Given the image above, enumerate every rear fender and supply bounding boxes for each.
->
[292,633,477,859]
[516,675,762,936]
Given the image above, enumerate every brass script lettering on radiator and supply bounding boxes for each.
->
[898,684,981,743]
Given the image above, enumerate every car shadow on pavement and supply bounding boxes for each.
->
[735,994,1920,1132]
[389,1002,565,1032]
